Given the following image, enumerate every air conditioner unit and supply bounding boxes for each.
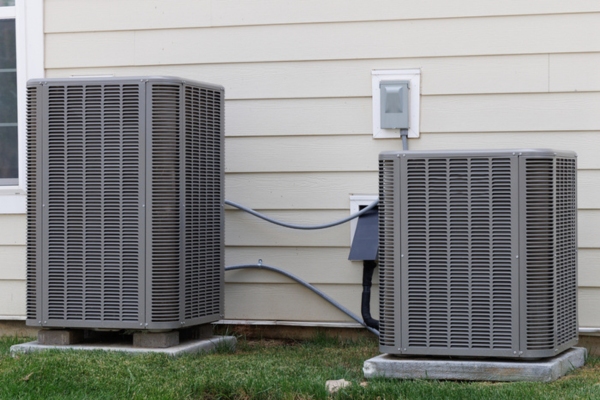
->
[378,149,578,359]
[26,76,224,331]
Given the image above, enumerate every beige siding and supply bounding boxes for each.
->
[45,14,600,68]
[225,248,370,285]
[578,289,600,328]
[225,134,600,172]
[0,246,27,280]
[48,54,551,97]
[2,1,597,326]
[0,215,26,317]
[0,215,26,245]
[579,250,600,287]
[225,283,378,322]
[0,279,26,318]
[44,0,600,33]
[226,172,378,209]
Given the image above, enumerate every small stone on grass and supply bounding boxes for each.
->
[326,379,352,393]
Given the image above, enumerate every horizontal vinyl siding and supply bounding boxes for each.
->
[578,289,600,328]
[0,215,26,245]
[1,1,593,325]
[225,283,375,322]
[44,0,600,33]
[0,246,27,280]
[0,281,26,318]
[48,54,552,98]
[226,172,378,209]
[45,13,600,68]
[0,215,26,317]
[224,134,600,172]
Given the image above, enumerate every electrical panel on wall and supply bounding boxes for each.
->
[372,70,420,139]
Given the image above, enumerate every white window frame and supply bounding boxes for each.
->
[0,0,43,214]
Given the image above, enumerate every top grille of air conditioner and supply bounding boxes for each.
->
[378,149,577,359]
[26,76,224,330]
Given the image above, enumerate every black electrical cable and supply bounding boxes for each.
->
[225,263,380,336]
[361,260,379,330]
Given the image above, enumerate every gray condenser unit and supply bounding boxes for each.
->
[26,76,224,330]
[378,149,578,359]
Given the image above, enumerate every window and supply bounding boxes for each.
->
[0,16,18,185]
[0,0,43,213]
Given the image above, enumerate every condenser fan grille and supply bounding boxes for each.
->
[403,157,515,351]
[44,83,143,323]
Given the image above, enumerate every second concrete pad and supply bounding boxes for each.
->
[363,347,587,382]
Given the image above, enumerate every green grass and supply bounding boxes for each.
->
[1,334,600,399]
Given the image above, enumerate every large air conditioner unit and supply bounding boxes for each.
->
[26,76,224,331]
[378,149,578,359]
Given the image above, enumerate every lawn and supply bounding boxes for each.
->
[1,334,599,399]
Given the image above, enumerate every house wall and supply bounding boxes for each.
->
[0,215,26,319]
[2,0,600,328]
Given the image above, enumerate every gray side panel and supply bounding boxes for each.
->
[519,155,578,358]
[378,155,400,353]
[147,81,182,328]
[554,157,578,348]
[26,83,42,326]
[40,80,145,329]
[146,79,224,330]
[181,84,224,324]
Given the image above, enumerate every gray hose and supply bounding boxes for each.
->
[224,199,379,230]
[225,263,380,336]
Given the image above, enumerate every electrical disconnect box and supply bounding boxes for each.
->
[379,81,409,129]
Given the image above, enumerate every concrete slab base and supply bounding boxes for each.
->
[363,347,587,382]
[10,335,236,357]
[38,329,83,345]
[133,331,179,348]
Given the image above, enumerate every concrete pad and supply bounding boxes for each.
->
[363,347,587,382]
[10,336,236,357]
[38,329,84,345]
[133,331,179,348]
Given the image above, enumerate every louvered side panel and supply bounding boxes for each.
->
[183,85,223,322]
[149,84,182,323]
[523,158,556,351]
[554,158,577,347]
[44,83,143,328]
[119,84,145,322]
[404,158,428,348]
[46,85,67,321]
[402,156,516,356]
[91,84,143,323]
[26,85,40,323]
[378,158,397,348]
[520,154,577,358]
